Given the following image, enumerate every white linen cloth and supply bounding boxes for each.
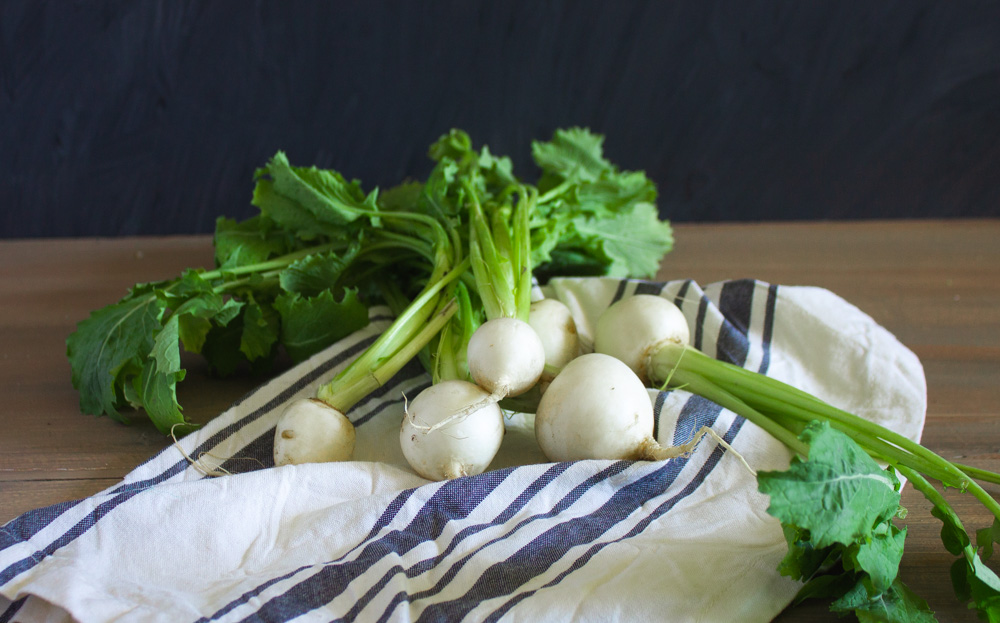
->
[0,278,927,623]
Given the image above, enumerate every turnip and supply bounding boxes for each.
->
[463,182,546,399]
[467,316,546,399]
[534,352,722,462]
[593,294,689,384]
[527,298,579,383]
[400,379,505,480]
[273,398,356,466]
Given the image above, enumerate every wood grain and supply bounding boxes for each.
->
[1,219,998,621]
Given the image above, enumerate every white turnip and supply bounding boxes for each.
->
[527,298,580,382]
[534,352,724,463]
[400,379,505,480]
[467,317,546,399]
[273,398,356,466]
[534,353,654,461]
[593,294,689,384]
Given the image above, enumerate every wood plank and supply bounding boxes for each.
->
[0,479,123,521]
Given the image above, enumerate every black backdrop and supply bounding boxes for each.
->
[3,1,999,238]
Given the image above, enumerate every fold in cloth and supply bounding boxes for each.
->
[1,278,926,623]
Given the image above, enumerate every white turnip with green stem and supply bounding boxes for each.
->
[534,352,739,463]
[593,294,689,385]
[396,182,543,480]
[465,182,546,400]
[589,291,1000,617]
[273,279,463,466]
[273,204,469,466]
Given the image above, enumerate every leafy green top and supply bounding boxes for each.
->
[67,128,674,433]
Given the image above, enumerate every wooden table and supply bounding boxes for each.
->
[2,220,998,621]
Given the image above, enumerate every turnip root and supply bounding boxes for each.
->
[534,352,724,463]
[534,353,654,461]
[594,294,689,384]
[527,298,579,383]
[273,398,356,466]
[467,317,545,399]
[400,379,505,480]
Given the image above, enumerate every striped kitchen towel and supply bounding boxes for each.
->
[0,278,927,623]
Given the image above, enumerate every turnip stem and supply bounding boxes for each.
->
[897,465,989,568]
[337,258,469,382]
[735,385,962,486]
[652,342,1000,519]
[200,242,342,281]
[317,297,458,412]
[664,368,809,457]
[314,258,469,412]
[952,463,1000,487]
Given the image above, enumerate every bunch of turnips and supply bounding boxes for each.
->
[69,129,1000,619]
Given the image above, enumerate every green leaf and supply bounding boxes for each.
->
[967,556,1000,619]
[978,518,1000,560]
[274,289,369,362]
[831,578,937,623]
[428,128,474,163]
[256,151,379,233]
[932,504,972,556]
[252,176,342,241]
[200,312,247,377]
[139,314,190,435]
[532,127,613,185]
[162,271,243,354]
[66,292,166,422]
[758,422,901,550]
[213,215,295,269]
[378,181,424,213]
[240,298,280,362]
[792,572,858,606]
[477,145,517,190]
[278,246,360,297]
[848,523,907,595]
[569,202,674,278]
[778,524,840,582]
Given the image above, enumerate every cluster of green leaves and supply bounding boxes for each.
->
[530,128,671,280]
[66,241,370,435]
[68,128,674,434]
[760,423,1000,621]
[759,423,937,621]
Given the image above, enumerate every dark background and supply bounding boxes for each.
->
[3,1,999,238]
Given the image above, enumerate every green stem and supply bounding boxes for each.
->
[897,465,982,566]
[513,186,536,323]
[201,242,340,281]
[653,342,1000,520]
[665,368,809,457]
[738,385,962,487]
[467,183,514,319]
[954,464,1000,487]
[317,298,458,411]
[537,178,573,204]
[315,257,470,409]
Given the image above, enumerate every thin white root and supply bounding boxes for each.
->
[170,423,261,478]
[403,388,505,434]
[640,425,756,477]
[442,459,469,480]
